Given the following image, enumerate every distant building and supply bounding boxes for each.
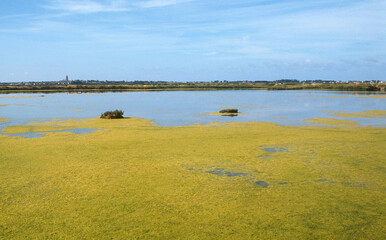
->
[58,75,70,85]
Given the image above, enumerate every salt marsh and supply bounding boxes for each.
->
[0,90,385,239]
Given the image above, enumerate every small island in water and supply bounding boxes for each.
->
[100,110,124,119]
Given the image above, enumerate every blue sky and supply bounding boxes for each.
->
[0,0,385,82]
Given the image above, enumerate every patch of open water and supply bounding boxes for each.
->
[0,90,385,129]
[205,168,248,177]
[254,181,269,188]
[262,147,288,153]
[315,179,336,183]
[0,128,99,138]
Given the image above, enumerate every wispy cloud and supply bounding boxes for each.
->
[135,0,192,8]
[45,0,130,14]
[43,0,193,14]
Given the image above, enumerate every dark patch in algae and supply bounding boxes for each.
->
[206,168,248,177]
[254,181,269,188]
[315,179,336,183]
[263,147,288,153]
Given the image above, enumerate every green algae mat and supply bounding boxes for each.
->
[0,118,385,239]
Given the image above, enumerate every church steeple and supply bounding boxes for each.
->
[64,75,69,85]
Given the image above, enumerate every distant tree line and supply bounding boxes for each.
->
[1,79,383,87]
[0,80,384,92]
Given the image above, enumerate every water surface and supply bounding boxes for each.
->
[0,90,385,129]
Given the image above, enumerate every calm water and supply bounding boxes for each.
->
[0,90,385,129]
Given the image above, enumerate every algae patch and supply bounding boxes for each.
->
[357,96,386,99]
[0,104,25,107]
[0,95,47,99]
[303,117,360,127]
[0,117,385,239]
[326,110,386,119]
[297,95,350,98]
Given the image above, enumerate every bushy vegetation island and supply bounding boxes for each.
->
[219,108,238,113]
[100,110,124,119]
[219,108,239,116]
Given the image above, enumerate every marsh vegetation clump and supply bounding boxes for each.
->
[219,108,238,113]
[100,110,124,119]
[219,108,238,116]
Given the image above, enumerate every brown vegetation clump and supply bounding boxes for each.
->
[100,110,124,119]
[219,108,238,114]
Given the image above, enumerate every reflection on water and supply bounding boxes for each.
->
[0,90,385,129]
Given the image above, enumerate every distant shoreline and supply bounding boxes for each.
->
[0,82,385,93]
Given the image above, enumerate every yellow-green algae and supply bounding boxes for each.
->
[0,96,44,99]
[297,95,350,98]
[325,110,386,119]
[357,96,386,99]
[0,117,9,122]
[0,104,26,107]
[297,95,386,99]
[303,117,360,127]
[0,118,385,239]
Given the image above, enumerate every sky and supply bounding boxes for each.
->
[0,0,385,82]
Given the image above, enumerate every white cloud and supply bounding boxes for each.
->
[135,0,192,8]
[45,0,130,14]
